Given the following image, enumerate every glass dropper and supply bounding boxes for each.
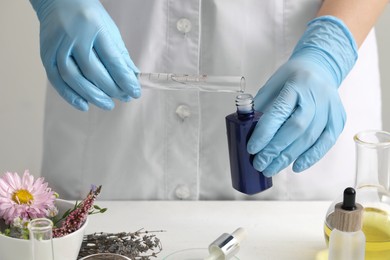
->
[137,73,245,93]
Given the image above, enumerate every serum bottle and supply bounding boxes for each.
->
[328,187,365,260]
[225,94,272,195]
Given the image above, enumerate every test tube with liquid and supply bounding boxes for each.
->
[137,73,245,93]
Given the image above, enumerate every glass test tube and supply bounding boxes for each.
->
[137,73,245,93]
[28,218,54,260]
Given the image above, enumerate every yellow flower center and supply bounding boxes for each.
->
[12,189,34,205]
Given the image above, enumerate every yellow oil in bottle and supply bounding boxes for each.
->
[324,207,390,259]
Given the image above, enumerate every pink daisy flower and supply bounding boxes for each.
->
[0,170,56,225]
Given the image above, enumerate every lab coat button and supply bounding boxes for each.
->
[175,184,191,199]
[176,105,191,120]
[176,18,192,33]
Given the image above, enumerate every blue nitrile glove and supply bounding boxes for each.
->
[247,16,358,177]
[30,0,140,111]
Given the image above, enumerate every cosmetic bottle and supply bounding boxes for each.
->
[328,187,365,260]
[225,93,272,195]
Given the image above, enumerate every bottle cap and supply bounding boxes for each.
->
[207,227,247,260]
[235,94,254,114]
[332,187,363,232]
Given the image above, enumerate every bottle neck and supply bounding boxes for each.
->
[236,93,255,119]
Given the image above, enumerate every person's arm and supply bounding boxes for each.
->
[317,0,388,47]
[247,0,387,177]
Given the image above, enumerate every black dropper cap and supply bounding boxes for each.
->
[332,187,363,232]
[341,187,357,211]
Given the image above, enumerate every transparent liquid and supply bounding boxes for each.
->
[324,208,390,259]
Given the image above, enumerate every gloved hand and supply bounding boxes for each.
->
[247,16,358,177]
[30,0,140,111]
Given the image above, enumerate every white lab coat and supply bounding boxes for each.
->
[41,0,382,200]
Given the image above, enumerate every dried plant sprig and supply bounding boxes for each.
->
[78,229,165,260]
[53,185,103,238]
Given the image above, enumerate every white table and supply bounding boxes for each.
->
[85,201,331,260]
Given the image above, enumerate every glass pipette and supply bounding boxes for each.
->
[137,73,245,93]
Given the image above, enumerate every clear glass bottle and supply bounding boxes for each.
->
[328,187,365,260]
[28,218,54,260]
[324,130,390,259]
[225,93,272,195]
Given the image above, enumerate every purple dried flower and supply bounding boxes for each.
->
[53,185,101,238]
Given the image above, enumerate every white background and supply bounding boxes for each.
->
[0,2,389,176]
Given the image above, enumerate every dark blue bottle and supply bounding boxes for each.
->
[225,94,272,195]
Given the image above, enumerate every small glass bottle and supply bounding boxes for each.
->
[328,187,365,260]
[324,130,390,259]
[225,93,272,195]
[28,218,54,260]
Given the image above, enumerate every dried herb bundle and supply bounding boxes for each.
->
[78,229,164,260]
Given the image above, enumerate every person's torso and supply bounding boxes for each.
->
[42,0,381,200]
